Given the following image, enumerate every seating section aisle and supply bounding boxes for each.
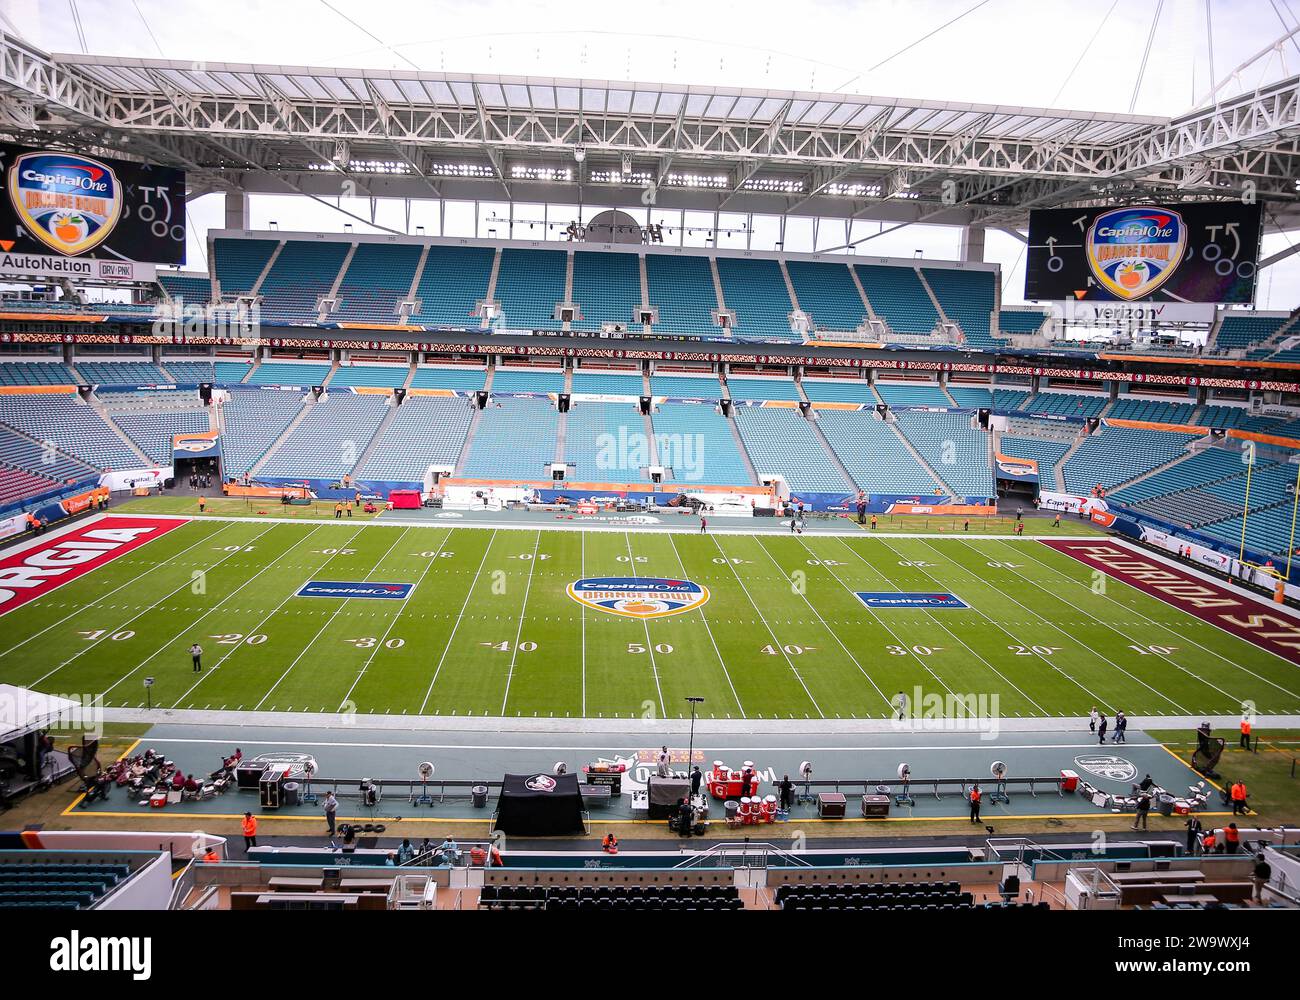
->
[355,396,473,482]
[1111,447,1250,506]
[921,267,999,348]
[213,237,278,296]
[159,274,212,306]
[461,398,558,479]
[854,264,938,336]
[110,408,211,464]
[650,403,753,486]
[258,393,390,478]
[1214,314,1286,353]
[220,389,308,475]
[893,411,994,497]
[333,243,422,322]
[257,241,350,324]
[733,407,852,492]
[815,411,939,494]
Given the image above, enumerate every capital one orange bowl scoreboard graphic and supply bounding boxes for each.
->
[1025,200,1262,303]
[0,142,186,282]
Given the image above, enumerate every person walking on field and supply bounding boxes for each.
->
[189,642,203,672]
[1131,792,1150,831]
[1097,713,1108,745]
[1088,707,1098,734]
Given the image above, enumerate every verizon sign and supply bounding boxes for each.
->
[0,517,186,616]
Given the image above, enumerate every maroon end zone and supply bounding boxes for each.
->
[1041,538,1300,665]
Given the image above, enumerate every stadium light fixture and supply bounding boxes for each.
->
[573,145,586,164]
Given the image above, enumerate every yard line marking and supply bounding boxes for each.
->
[0,518,236,659]
[709,535,823,718]
[755,536,891,713]
[1014,540,1300,704]
[100,522,330,701]
[665,531,746,718]
[910,537,1190,714]
[862,536,1069,716]
[253,527,412,710]
[170,522,362,706]
[337,528,453,711]
[623,531,665,719]
[32,522,279,688]
[419,529,497,713]
[499,531,542,715]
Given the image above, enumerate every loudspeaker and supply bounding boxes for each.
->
[558,393,571,413]
[394,387,406,404]
[640,395,652,415]
[876,403,888,417]
[475,390,489,409]
[799,400,811,416]
[720,398,732,417]
[311,384,324,398]
[199,383,212,404]
[978,407,990,428]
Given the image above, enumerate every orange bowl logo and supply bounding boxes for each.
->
[8,151,122,256]
[1085,207,1186,301]
[568,577,709,619]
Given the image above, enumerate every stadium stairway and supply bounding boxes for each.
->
[87,399,152,467]
[248,394,317,476]
[807,412,859,488]
[351,395,402,473]
[453,366,493,473]
[888,420,950,493]
[726,408,761,485]
[914,267,951,331]
[1110,444,1200,495]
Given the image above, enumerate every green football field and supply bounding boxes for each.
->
[4,514,1299,721]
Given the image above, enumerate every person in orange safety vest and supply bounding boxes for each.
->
[1240,717,1252,750]
[242,812,258,850]
[602,832,619,855]
[1230,781,1249,816]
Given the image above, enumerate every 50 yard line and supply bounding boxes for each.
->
[624,530,665,719]
[665,531,745,718]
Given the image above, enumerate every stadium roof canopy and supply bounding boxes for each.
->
[2,31,1299,233]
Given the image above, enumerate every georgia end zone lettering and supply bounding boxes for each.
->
[1041,538,1300,665]
[0,516,187,616]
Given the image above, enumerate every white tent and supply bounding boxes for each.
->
[0,685,85,742]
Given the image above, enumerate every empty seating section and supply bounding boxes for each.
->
[333,244,422,322]
[462,398,558,479]
[246,362,332,386]
[650,403,753,486]
[409,366,487,391]
[734,407,852,491]
[0,362,76,385]
[894,411,994,497]
[876,382,949,408]
[816,411,938,494]
[0,466,58,504]
[333,364,410,389]
[998,435,1070,474]
[0,426,93,481]
[922,267,998,348]
[1022,392,1108,419]
[1062,426,1195,494]
[75,361,168,384]
[1108,397,1196,424]
[854,264,938,335]
[355,396,472,481]
[410,246,494,327]
[220,389,307,475]
[725,377,802,401]
[802,379,876,404]
[214,361,253,384]
[1201,459,1294,509]
[564,402,647,480]
[995,389,1031,411]
[1209,505,1296,556]
[480,883,743,912]
[494,248,567,329]
[1111,447,1250,506]
[1198,404,1253,429]
[715,257,797,340]
[572,251,641,331]
[163,361,216,383]
[650,374,722,398]
[646,254,718,335]
[947,386,1030,411]
[110,409,210,464]
[257,241,350,324]
[778,881,979,912]
[159,273,212,306]
[0,397,142,469]
[259,393,390,478]
[999,310,1047,335]
[492,368,564,394]
[213,238,278,296]
[785,260,867,332]
[0,862,132,910]
[1214,314,1285,352]
[571,371,643,395]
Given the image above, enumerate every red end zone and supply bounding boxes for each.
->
[1041,538,1300,665]
[0,516,188,616]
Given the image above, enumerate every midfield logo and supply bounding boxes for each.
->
[567,577,709,618]
[295,581,413,600]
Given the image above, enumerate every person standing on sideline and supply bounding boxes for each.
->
[1185,815,1202,855]
[969,784,982,824]
[1016,506,1023,522]
[1240,716,1252,750]
[699,514,707,533]
[1053,512,1061,528]
[778,774,794,812]
[870,514,877,530]
[1097,713,1108,745]
[242,812,258,851]
[690,766,702,798]
[1131,792,1150,831]
[1088,707,1099,734]
[1113,711,1127,744]
[198,495,206,514]
[189,642,203,672]
[1225,823,1241,854]
[1252,853,1272,904]
[334,502,343,519]
[857,497,867,524]
[1230,780,1248,816]
[323,790,338,837]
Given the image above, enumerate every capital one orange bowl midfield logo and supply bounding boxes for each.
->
[7,150,122,256]
[568,576,709,619]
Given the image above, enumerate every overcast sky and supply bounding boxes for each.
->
[4,0,1298,309]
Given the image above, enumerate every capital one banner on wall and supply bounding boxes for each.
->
[0,142,185,282]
